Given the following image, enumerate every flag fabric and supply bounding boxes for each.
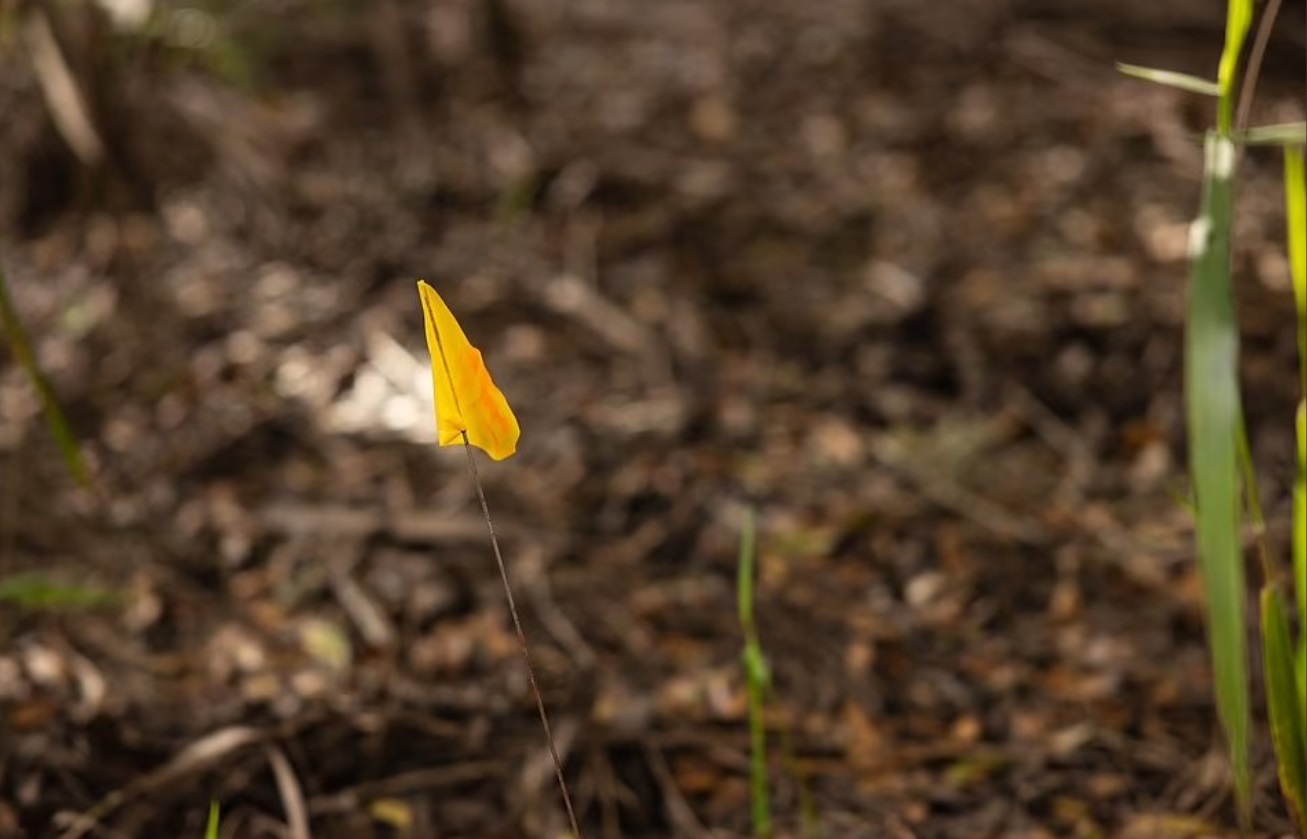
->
[417,280,520,461]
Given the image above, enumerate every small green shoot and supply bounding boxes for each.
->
[737,507,773,839]
[0,265,90,488]
[0,573,117,610]
[205,801,221,839]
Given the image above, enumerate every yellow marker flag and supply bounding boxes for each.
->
[417,280,520,460]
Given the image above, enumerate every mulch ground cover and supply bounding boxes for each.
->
[1,1,1304,837]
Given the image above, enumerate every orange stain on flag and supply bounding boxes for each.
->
[417,280,520,460]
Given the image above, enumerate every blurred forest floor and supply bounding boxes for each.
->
[1,1,1305,837]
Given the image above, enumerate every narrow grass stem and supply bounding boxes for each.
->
[461,432,582,839]
[737,508,773,839]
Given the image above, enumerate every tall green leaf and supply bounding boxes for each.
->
[1261,585,1306,834]
[1187,131,1251,823]
[1287,147,1306,403]
[1288,145,1307,727]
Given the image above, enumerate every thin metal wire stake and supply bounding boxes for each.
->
[461,432,582,839]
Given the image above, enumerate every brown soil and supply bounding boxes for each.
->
[1,2,1304,838]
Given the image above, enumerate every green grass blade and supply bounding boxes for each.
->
[1296,400,1306,727]
[1216,0,1252,133]
[738,507,759,633]
[1287,146,1306,405]
[1240,123,1307,146]
[205,801,221,839]
[0,572,117,610]
[1236,417,1270,575]
[1117,63,1220,96]
[737,508,773,839]
[1187,131,1251,824]
[1289,146,1307,723]
[1260,585,1306,835]
[1288,144,1307,728]
[0,266,90,488]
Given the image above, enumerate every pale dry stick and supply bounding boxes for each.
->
[265,745,312,839]
[868,435,1047,546]
[461,431,583,839]
[524,549,597,670]
[308,761,502,816]
[21,4,104,165]
[55,726,262,839]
